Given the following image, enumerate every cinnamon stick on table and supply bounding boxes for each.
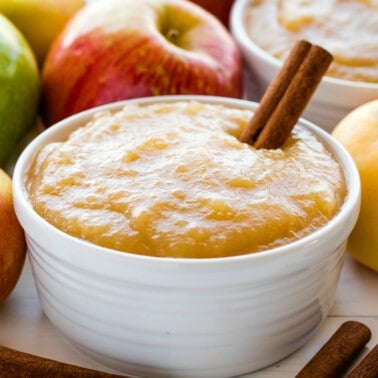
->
[0,345,127,378]
[348,344,378,378]
[241,39,333,149]
[295,321,372,378]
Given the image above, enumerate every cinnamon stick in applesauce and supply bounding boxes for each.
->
[241,39,333,149]
[295,321,372,378]
[0,345,127,378]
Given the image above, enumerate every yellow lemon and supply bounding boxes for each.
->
[332,100,378,272]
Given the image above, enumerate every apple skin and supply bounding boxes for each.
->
[0,169,26,304]
[41,0,243,126]
[0,0,85,66]
[0,14,40,166]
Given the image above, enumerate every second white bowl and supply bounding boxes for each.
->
[230,0,378,132]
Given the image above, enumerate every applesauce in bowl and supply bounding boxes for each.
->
[13,96,360,377]
[243,0,378,84]
[26,100,346,258]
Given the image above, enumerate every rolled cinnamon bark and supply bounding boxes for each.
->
[0,345,126,377]
[240,39,312,145]
[348,344,378,378]
[296,321,372,378]
[241,39,333,149]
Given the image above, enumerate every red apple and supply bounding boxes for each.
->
[190,1,234,28]
[41,0,243,126]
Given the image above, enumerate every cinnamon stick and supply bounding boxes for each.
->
[0,345,126,378]
[241,40,333,149]
[295,321,372,378]
[348,344,378,378]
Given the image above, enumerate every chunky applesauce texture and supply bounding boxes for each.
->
[244,0,378,83]
[27,101,346,258]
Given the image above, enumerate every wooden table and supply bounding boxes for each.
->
[0,253,377,377]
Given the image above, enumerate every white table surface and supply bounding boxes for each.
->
[0,253,377,377]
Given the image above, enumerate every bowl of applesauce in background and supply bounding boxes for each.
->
[230,0,378,132]
[13,95,360,377]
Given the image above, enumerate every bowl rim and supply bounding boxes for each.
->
[230,0,378,90]
[13,94,361,265]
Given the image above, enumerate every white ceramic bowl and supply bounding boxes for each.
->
[13,95,360,378]
[230,0,378,132]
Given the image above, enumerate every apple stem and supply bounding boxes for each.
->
[166,28,180,43]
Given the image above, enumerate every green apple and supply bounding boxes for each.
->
[0,14,39,166]
[0,0,85,65]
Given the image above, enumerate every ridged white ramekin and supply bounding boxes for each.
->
[13,95,360,377]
